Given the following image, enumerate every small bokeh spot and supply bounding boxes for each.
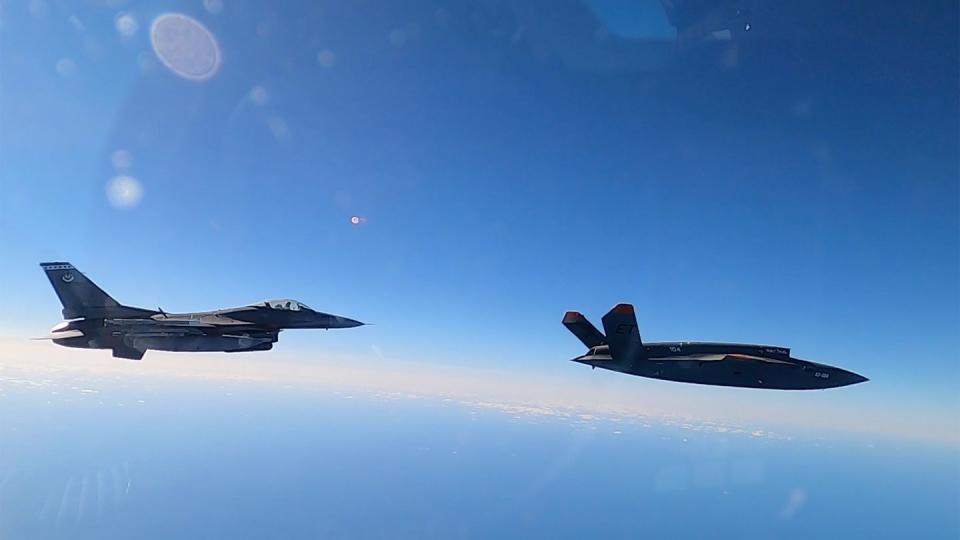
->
[115,12,139,37]
[317,49,336,68]
[106,175,144,209]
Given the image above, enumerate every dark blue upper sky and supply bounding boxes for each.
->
[1,1,957,425]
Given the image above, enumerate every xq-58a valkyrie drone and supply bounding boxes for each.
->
[563,304,867,390]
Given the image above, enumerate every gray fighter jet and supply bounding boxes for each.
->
[563,304,867,390]
[39,262,363,360]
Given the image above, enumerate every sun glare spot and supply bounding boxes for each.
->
[106,176,143,209]
[150,13,221,81]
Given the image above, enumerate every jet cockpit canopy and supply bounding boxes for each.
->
[254,299,312,311]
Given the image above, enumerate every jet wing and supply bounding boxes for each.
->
[106,319,279,340]
[107,319,234,337]
[114,328,208,338]
[110,326,208,338]
[109,317,216,327]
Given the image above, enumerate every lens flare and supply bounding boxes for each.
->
[150,13,221,81]
[106,176,143,209]
[55,58,77,77]
[114,12,139,37]
[111,149,133,170]
[389,28,407,47]
[316,49,336,68]
[203,0,223,15]
[249,86,269,106]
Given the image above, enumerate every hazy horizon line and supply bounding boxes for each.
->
[1,338,957,446]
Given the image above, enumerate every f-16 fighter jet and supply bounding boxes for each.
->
[563,304,867,389]
[39,262,363,360]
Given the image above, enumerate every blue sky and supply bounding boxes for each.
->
[1,1,957,441]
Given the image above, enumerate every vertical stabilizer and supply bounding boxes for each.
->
[600,303,645,365]
[39,262,154,319]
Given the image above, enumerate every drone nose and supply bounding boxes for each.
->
[835,369,869,387]
[849,373,869,385]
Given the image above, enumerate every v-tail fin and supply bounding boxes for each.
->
[562,311,606,348]
[600,303,645,364]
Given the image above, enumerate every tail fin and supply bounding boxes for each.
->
[40,262,154,319]
[600,303,645,364]
[562,311,606,348]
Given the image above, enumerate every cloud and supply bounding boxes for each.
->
[0,339,957,445]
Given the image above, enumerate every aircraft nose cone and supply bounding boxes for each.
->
[334,316,364,328]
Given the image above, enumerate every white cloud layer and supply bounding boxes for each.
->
[0,339,956,445]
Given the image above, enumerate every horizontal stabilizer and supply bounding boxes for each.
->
[600,303,644,364]
[562,311,606,348]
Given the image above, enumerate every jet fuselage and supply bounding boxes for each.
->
[40,262,363,360]
[573,342,867,390]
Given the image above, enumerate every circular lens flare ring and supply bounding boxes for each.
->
[150,13,221,82]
